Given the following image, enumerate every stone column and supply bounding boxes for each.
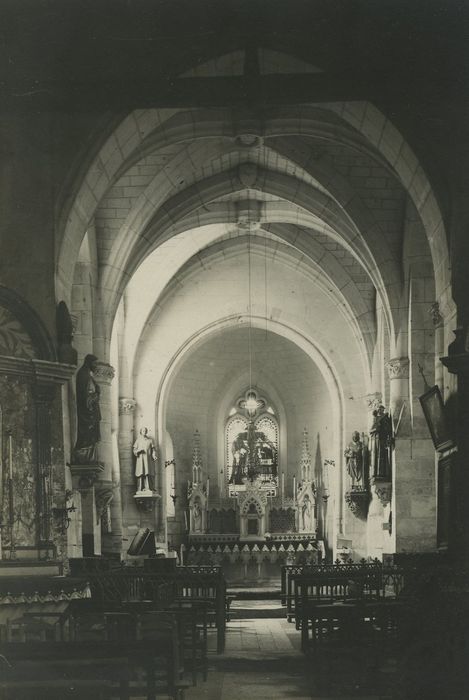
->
[430,302,445,387]
[93,361,120,554]
[385,358,409,555]
[363,392,387,558]
[118,397,139,555]
[388,356,436,553]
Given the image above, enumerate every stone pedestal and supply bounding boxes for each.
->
[345,488,370,520]
[69,462,104,556]
[134,490,161,512]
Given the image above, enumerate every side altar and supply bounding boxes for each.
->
[185,426,321,585]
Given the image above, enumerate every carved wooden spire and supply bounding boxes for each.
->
[192,429,202,484]
[300,428,311,483]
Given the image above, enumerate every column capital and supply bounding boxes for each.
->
[386,357,409,380]
[119,397,137,415]
[93,362,115,385]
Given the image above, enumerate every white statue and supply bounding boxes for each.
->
[301,494,314,532]
[193,497,203,533]
[133,427,157,492]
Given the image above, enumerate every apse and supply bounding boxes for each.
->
[163,325,335,498]
[160,324,337,575]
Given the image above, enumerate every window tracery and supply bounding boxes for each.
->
[225,392,279,492]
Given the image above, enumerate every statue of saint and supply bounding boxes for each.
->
[255,432,278,479]
[73,354,101,463]
[344,431,366,487]
[370,405,394,479]
[193,498,202,532]
[229,434,248,484]
[133,427,157,492]
[301,494,314,532]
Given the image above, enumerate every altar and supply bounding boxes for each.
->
[185,425,321,584]
[186,483,320,584]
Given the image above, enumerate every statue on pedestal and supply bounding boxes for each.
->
[133,427,157,492]
[369,405,394,479]
[344,431,367,487]
[73,354,101,464]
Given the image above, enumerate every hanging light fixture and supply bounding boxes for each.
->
[247,226,253,398]
[245,392,258,415]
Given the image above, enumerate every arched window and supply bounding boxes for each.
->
[225,395,279,491]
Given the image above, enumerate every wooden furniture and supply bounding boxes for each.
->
[290,562,384,630]
[0,613,188,700]
[88,565,227,653]
[300,598,406,653]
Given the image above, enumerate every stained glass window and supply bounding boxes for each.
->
[225,410,279,488]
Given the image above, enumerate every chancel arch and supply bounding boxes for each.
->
[47,34,456,574]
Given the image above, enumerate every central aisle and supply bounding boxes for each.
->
[186,617,312,700]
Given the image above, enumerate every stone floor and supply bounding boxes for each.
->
[186,617,312,700]
[186,615,388,700]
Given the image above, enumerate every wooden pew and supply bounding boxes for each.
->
[0,612,189,700]
[305,599,409,696]
[88,565,227,654]
[300,597,406,653]
[281,564,313,620]
[136,607,208,686]
[290,561,384,630]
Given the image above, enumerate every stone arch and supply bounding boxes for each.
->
[241,496,264,517]
[101,168,397,347]
[111,216,393,375]
[323,101,450,299]
[57,101,448,312]
[155,315,346,472]
[0,286,56,361]
[106,164,386,285]
[152,233,377,365]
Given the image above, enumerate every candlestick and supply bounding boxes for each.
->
[8,434,12,480]
[0,408,3,560]
[206,477,209,499]
[293,476,296,497]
